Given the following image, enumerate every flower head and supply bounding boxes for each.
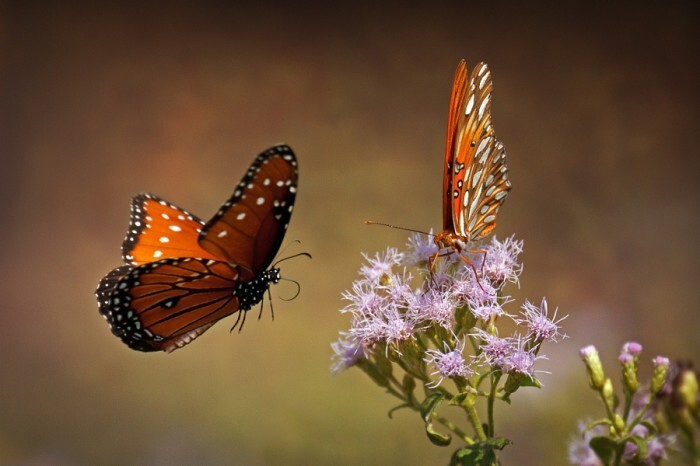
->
[517,298,567,344]
[424,338,472,387]
[359,247,403,284]
[473,329,515,370]
[480,235,523,285]
[330,334,366,375]
[404,231,438,266]
[411,286,456,331]
[567,422,605,466]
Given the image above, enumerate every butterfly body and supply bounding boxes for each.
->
[96,144,298,353]
[435,61,511,263]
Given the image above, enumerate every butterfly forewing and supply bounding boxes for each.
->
[104,258,240,352]
[122,194,219,266]
[443,60,469,231]
[199,144,298,279]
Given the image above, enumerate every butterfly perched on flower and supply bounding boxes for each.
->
[433,60,511,269]
[96,144,300,353]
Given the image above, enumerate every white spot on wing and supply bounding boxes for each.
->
[236,213,246,220]
[217,230,228,238]
[169,225,182,232]
[465,94,475,115]
[154,250,163,258]
[159,236,170,243]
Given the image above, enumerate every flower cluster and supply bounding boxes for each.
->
[570,342,676,466]
[331,234,564,455]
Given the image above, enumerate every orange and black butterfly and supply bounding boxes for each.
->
[433,60,511,266]
[96,144,299,353]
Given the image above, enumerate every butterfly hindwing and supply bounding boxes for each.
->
[122,193,219,266]
[199,144,298,279]
[103,258,241,352]
[455,136,511,240]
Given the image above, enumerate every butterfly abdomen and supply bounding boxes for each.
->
[234,268,281,312]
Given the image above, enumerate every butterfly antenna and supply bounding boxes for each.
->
[279,277,301,301]
[364,220,434,237]
[273,251,312,267]
[276,239,302,259]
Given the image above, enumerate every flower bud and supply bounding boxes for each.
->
[613,413,626,435]
[580,345,605,390]
[678,366,698,410]
[651,356,670,395]
[603,378,616,412]
[619,352,639,394]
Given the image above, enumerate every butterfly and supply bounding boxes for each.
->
[432,60,511,271]
[95,144,299,353]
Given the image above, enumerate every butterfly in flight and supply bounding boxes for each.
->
[96,144,300,353]
[432,60,511,272]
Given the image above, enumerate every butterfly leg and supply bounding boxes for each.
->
[267,288,275,321]
[230,309,248,333]
[467,248,488,276]
[455,249,487,293]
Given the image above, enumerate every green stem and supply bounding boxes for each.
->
[488,373,502,438]
[464,398,488,442]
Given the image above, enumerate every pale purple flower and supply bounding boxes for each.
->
[424,339,472,387]
[473,329,515,369]
[349,313,389,348]
[404,231,438,266]
[341,280,388,318]
[568,422,605,466]
[480,235,523,285]
[501,337,540,377]
[359,247,403,283]
[619,352,634,364]
[382,308,417,349]
[623,424,674,465]
[622,341,643,356]
[412,287,456,330]
[331,334,366,374]
[468,294,512,321]
[451,266,498,304]
[382,269,417,309]
[517,298,567,344]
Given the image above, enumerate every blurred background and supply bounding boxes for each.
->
[1,1,698,464]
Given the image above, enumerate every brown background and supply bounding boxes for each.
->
[1,2,698,464]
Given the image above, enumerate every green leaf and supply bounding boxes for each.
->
[420,393,445,422]
[455,305,476,330]
[516,376,542,388]
[358,361,389,388]
[387,403,411,419]
[584,419,612,434]
[625,436,648,461]
[449,392,469,406]
[374,350,393,377]
[426,423,451,446]
[402,374,416,404]
[639,420,657,435]
[589,436,617,464]
[449,438,511,466]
